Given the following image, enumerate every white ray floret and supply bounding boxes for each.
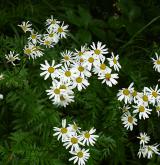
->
[152,52,160,73]
[40,60,61,80]
[53,119,71,142]
[107,52,121,72]
[90,41,108,62]
[80,128,99,146]
[5,51,20,66]
[121,111,137,131]
[98,70,118,87]
[18,21,32,33]
[133,104,152,120]
[117,82,134,104]
[69,148,90,165]
[137,132,150,146]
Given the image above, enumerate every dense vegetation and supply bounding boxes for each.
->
[0,0,160,164]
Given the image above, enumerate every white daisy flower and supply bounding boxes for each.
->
[72,76,89,91]
[63,134,83,151]
[61,50,74,66]
[53,93,75,107]
[5,51,20,66]
[80,128,99,146]
[44,29,59,43]
[18,21,32,33]
[119,105,131,113]
[71,63,92,78]
[28,30,41,44]
[136,90,151,106]
[137,132,150,146]
[24,42,44,59]
[83,52,100,71]
[152,52,160,73]
[107,52,121,72]
[117,82,134,104]
[138,144,160,159]
[40,60,61,80]
[68,122,81,133]
[92,62,112,75]
[133,104,152,120]
[98,70,118,87]
[131,89,140,104]
[59,64,76,83]
[54,22,69,38]
[90,41,108,62]
[73,45,88,62]
[69,148,90,165]
[46,81,66,102]
[39,37,54,48]
[45,15,60,29]
[121,112,137,131]
[144,85,160,105]
[53,119,71,142]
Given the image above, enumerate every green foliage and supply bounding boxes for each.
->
[0,0,160,164]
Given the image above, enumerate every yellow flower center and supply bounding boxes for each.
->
[60,127,67,134]
[152,91,158,98]
[105,73,111,80]
[31,34,36,39]
[94,49,101,55]
[71,137,78,144]
[88,57,94,63]
[142,95,148,102]
[51,20,56,24]
[44,40,50,45]
[77,151,83,158]
[48,67,55,73]
[78,52,83,56]
[156,60,160,65]
[123,89,130,96]
[60,85,66,90]
[58,27,63,33]
[54,88,60,94]
[64,55,69,61]
[24,48,32,55]
[128,116,133,123]
[156,106,160,111]
[76,77,83,83]
[100,63,106,70]
[113,58,117,64]
[49,33,54,37]
[78,66,84,72]
[139,106,145,112]
[132,90,137,97]
[84,132,90,139]
[65,71,71,77]
[80,58,84,63]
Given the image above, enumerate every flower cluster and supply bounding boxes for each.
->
[118,83,160,131]
[5,16,68,65]
[53,119,99,165]
[40,43,121,107]
[137,132,160,159]
[152,52,160,73]
[19,16,68,60]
